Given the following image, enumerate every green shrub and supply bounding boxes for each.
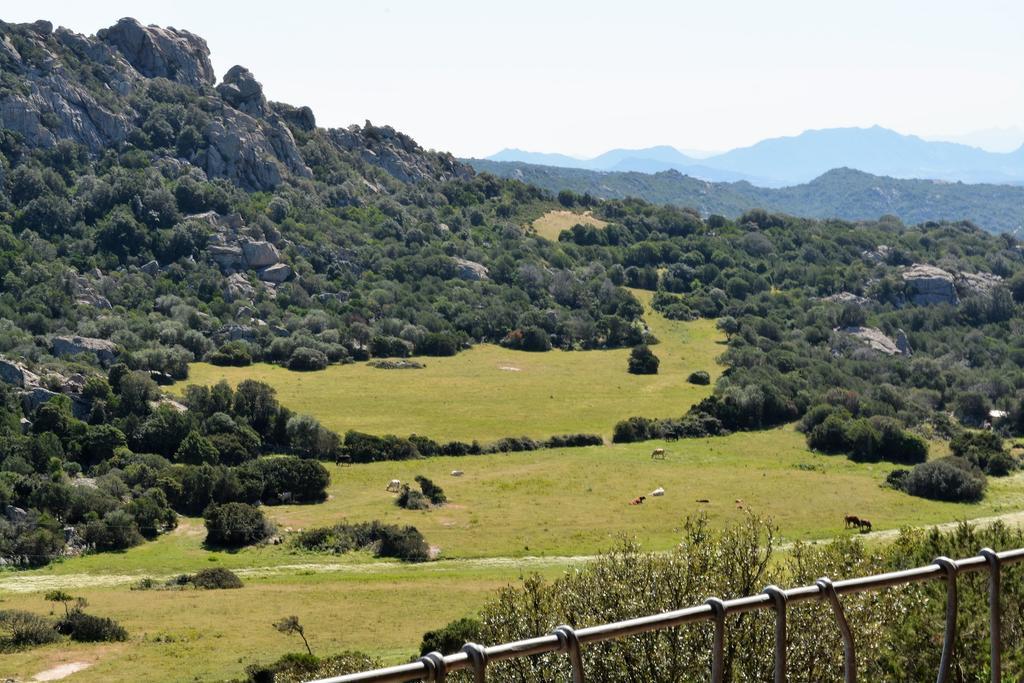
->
[885,469,911,490]
[208,342,252,367]
[396,485,430,510]
[627,344,659,374]
[56,611,127,642]
[419,616,482,656]
[203,502,272,547]
[245,651,381,683]
[190,567,244,589]
[0,610,59,649]
[414,475,447,505]
[291,520,429,562]
[544,434,603,448]
[687,370,711,385]
[288,347,328,371]
[904,457,987,502]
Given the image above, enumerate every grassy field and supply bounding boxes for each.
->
[5,429,1023,682]
[179,290,723,442]
[531,209,608,241]
[10,289,1024,681]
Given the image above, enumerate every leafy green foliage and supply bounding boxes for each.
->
[292,520,430,562]
[203,502,273,548]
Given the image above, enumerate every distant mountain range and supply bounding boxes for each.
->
[467,161,1024,234]
[486,126,1024,187]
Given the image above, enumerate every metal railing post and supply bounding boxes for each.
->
[705,597,726,683]
[762,585,788,683]
[979,548,1001,683]
[816,577,856,683]
[552,624,586,683]
[933,557,959,683]
[418,651,447,682]
[461,642,489,682]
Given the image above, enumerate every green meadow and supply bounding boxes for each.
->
[179,290,723,442]
[8,290,1024,682]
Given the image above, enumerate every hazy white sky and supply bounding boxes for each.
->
[7,1,1024,157]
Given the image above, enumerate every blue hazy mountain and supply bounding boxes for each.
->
[488,145,770,183]
[487,126,1024,187]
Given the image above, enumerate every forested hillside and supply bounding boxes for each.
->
[470,160,1024,234]
[2,18,1024,570]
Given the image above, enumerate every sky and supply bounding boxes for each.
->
[6,1,1024,158]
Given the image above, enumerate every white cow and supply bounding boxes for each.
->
[651,487,665,497]
[451,470,464,477]
[651,448,666,459]
[386,479,401,492]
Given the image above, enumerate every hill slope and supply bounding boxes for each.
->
[468,160,1024,233]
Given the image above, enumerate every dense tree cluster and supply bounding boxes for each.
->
[0,367,331,567]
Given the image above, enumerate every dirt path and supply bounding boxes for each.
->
[3,511,1021,594]
[32,662,93,681]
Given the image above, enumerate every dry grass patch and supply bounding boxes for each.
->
[531,209,608,241]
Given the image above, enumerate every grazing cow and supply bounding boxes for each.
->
[386,479,401,493]
[335,453,352,466]
[451,470,464,477]
[858,519,872,533]
[651,448,666,459]
[650,487,665,497]
[734,498,744,505]
[844,514,861,529]
[629,496,647,505]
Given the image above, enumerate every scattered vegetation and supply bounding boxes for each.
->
[204,502,274,548]
[627,344,660,374]
[292,521,430,562]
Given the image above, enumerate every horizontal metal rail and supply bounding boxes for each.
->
[309,547,1024,683]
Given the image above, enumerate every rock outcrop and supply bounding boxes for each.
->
[328,121,473,184]
[0,358,40,389]
[902,264,958,306]
[837,326,906,356]
[258,263,292,283]
[822,292,870,306]
[217,65,268,117]
[453,257,489,281]
[241,241,281,269]
[51,336,119,365]
[956,271,1003,297]
[98,18,214,87]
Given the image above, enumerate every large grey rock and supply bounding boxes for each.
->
[837,326,905,356]
[453,257,489,281]
[822,292,870,306]
[21,386,60,413]
[223,273,256,302]
[51,336,119,365]
[217,65,268,117]
[98,18,215,87]
[0,358,40,389]
[5,506,27,523]
[902,264,958,306]
[140,259,160,276]
[258,263,292,283]
[209,244,244,269]
[242,241,280,268]
[956,271,1003,298]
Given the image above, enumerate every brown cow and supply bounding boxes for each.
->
[844,514,861,529]
[629,496,647,505]
[858,519,872,533]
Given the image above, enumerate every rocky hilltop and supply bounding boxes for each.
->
[0,18,471,190]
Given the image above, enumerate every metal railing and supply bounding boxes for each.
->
[310,547,1024,683]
